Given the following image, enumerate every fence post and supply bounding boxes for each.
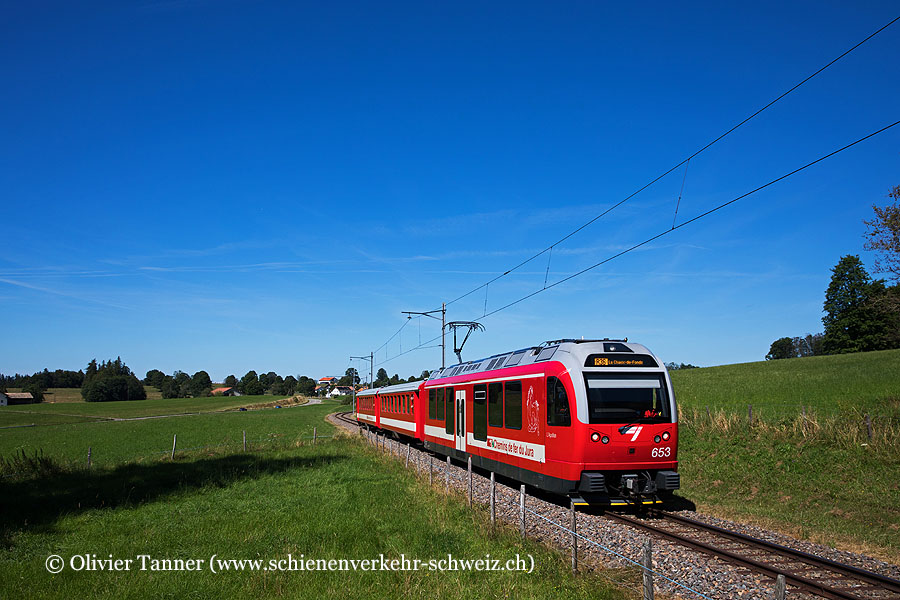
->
[313,426,317,445]
[406,444,411,468]
[87,446,92,469]
[429,454,433,485]
[243,430,247,452]
[865,413,873,441]
[706,405,710,421]
[643,538,654,600]
[490,471,496,529]
[748,404,753,426]
[519,484,526,538]
[570,499,577,573]
[774,574,786,600]
[467,456,473,506]
[445,456,450,491]
[801,406,806,435]
[171,434,177,460]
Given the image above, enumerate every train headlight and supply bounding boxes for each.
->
[654,435,661,443]
[662,431,671,441]
[591,432,600,443]
[601,435,610,444]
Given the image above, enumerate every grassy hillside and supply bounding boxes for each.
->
[670,349,900,562]
[670,348,900,418]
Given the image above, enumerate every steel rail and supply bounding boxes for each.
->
[604,511,899,600]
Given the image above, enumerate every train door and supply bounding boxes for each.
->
[455,389,466,451]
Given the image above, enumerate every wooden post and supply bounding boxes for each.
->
[429,454,433,485]
[171,434,177,460]
[748,404,753,426]
[490,471,496,528]
[775,574,786,600]
[405,444,410,468]
[445,456,450,491]
[570,499,577,573]
[313,426,317,445]
[801,406,806,435]
[706,405,710,421]
[865,413,873,441]
[87,446,92,469]
[519,484,526,538]
[243,430,247,452]
[467,456,473,506]
[642,538,654,600]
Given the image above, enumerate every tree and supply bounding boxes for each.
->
[173,371,192,398]
[822,255,896,354]
[296,376,316,395]
[160,376,180,399]
[224,374,238,388]
[240,370,264,395]
[766,337,796,360]
[81,357,146,402]
[144,369,167,389]
[338,368,359,387]
[374,368,389,387]
[191,371,212,397]
[283,375,297,395]
[864,186,900,282]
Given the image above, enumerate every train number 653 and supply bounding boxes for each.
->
[651,447,671,458]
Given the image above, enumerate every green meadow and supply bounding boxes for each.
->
[671,350,900,563]
[0,412,633,600]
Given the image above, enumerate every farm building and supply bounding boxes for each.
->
[326,386,353,398]
[211,387,241,396]
[1,392,35,405]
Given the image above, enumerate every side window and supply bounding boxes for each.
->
[429,389,436,419]
[547,376,571,426]
[436,387,445,420]
[411,394,415,414]
[488,382,503,427]
[505,380,522,430]
[444,387,454,435]
[473,384,487,442]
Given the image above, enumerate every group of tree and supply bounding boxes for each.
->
[370,368,431,389]
[143,369,317,398]
[81,358,147,403]
[664,362,700,370]
[767,186,900,360]
[0,368,85,401]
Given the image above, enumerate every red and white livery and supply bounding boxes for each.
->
[355,339,679,505]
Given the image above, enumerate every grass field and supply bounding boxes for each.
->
[0,400,334,470]
[1,421,632,599]
[0,394,296,427]
[670,348,900,418]
[670,350,900,563]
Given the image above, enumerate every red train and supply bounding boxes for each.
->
[355,339,679,506]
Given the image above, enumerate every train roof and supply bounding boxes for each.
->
[425,338,658,382]
[356,379,422,397]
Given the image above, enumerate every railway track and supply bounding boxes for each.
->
[604,511,900,600]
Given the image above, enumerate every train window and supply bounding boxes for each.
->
[506,350,527,367]
[428,389,436,419]
[444,387,454,435]
[436,387,445,420]
[410,394,415,413]
[488,382,503,427]
[473,384,487,442]
[505,380,522,430]
[583,374,670,424]
[547,376,571,427]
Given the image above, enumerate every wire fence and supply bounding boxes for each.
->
[0,428,336,480]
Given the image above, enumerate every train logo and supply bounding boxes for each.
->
[526,384,539,433]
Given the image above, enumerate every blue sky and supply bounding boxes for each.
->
[2,1,898,383]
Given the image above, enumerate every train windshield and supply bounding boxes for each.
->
[583,373,671,424]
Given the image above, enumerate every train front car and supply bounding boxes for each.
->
[563,339,680,506]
